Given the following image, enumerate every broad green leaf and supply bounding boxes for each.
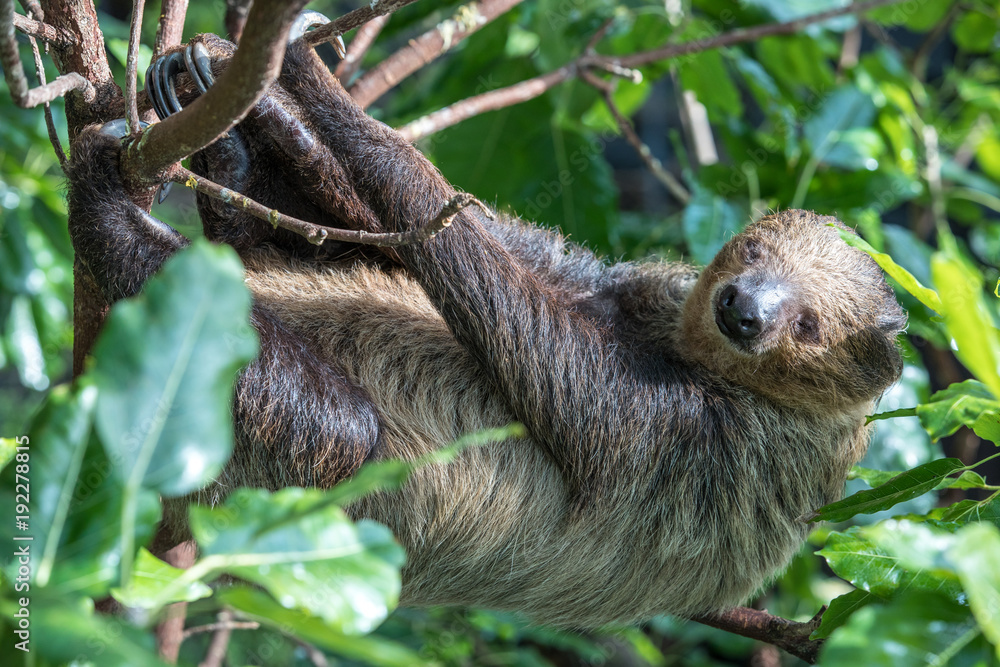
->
[836,228,942,312]
[820,591,986,667]
[682,184,746,265]
[938,470,988,490]
[0,595,169,667]
[0,438,13,469]
[932,251,1000,400]
[112,547,212,609]
[804,86,876,159]
[864,519,957,576]
[847,466,899,488]
[91,239,258,497]
[0,383,95,587]
[677,48,743,120]
[914,380,1000,441]
[219,587,428,667]
[951,523,1000,657]
[941,497,1000,528]
[812,588,877,640]
[191,487,405,635]
[953,11,995,53]
[812,458,965,523]
[818,527,962,598]
[974,407,1000,444]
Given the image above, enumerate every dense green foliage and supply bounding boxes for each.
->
[2,0,1000,665]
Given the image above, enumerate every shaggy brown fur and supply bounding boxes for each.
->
[65,35,906,629]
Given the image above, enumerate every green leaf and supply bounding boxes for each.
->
[112,547,212,608]
[864,519,958,576]
[0,595,169,666]
[804,86,876,160]
[950,523,1000,657]
[682,183,746,265]
[914,380,1000,441]
[820,590,986,667]
[0,383,95,587]
[941,497,1000,528]
[932,250,1000,400]
[91,239,258,497]
[847,466,899,488]
[835,227,942,312]
[812,589,877,640]
[812,458,965,523]
[938,470,988,491]
[219,587,427,667]
[191,487,405,634]
[677,47,743,120]
[952,11,996,53]
[818,527,962,598]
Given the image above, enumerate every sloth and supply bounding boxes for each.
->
[65,29,906,629]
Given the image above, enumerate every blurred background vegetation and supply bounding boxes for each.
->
[2,0,1000,665]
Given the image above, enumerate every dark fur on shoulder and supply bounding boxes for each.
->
[65,35,906,628]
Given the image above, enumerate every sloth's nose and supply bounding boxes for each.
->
[716,283,785,343]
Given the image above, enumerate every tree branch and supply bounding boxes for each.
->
[2,0,94,107]
[349,0,523,109]
[581,69,690,205]
[121,0,310,185]
[691,607,826,665]
[171,167,488,247]
[27,32,66,168]
[153,0,188,58]
[305,0,421,48]
[334,14,388,82]
[124,0,145,132]
[398,0,905,141]
[11,11,73,44]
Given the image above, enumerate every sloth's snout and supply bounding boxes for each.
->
[716,282,787,344]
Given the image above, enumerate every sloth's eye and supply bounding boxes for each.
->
[743,240,763,264]
[793,309,820,343]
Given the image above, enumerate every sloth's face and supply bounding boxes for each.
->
[681,211,906,410]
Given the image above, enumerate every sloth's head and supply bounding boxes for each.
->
[682,210,906,411]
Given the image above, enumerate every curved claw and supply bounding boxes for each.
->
[183,42,215,93]
[290,10,345,58]
[146,51,185,120]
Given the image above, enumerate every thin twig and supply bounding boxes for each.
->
[305,0,421,48]
[293,638,330,667]
[171,167,489,246]
[399,65,572,142]
[198,610,235,667]
[398,0,905,141]
[2,0,94,107]
[27,33,66,169]
[334,14,388,82]
[125,0,145,133]
[581,70,689,204]
[691,606,826,665]
[153,0,189,58]
[349,0,523,108]
[182,618,260,639]
[11,12,74,45]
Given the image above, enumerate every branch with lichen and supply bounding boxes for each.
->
[691,606,826,665]
[171,167,491,247]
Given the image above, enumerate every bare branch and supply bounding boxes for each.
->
[17,0,42,19]
[3,0,94,107]
[171,167,486,246]
[350,0,523,109]
[305,0,421,48]
[399,65,572,142]
[153,0,188,58]
[581,70,689,204]
[125,0,145,133]
[334,14,388,82]
[182,617,260,639]
[605,0,903,69]
[27,33,66,169]
[398,0,906,141]
[691,607,826,665]
[12,11,73,44]
[121,0,311,184]
[225,0,252,43]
